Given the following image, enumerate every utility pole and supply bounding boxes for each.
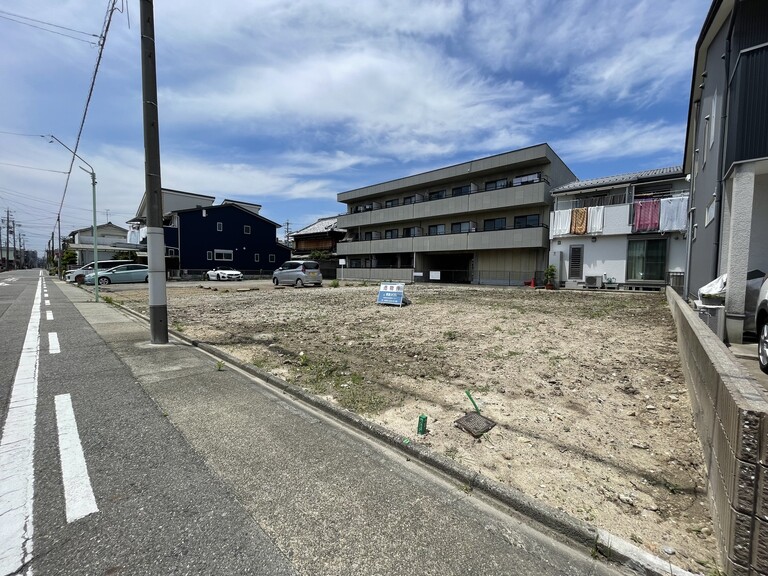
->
[140,0,168,344]
[57,216,62,279]
[6,209,10,270]
[11,219,16,270]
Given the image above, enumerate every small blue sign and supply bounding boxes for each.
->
[377,282,409,306]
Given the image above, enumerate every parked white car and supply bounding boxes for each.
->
[65,259,134,283]
[204,266,243,281]
[756,277,768,374]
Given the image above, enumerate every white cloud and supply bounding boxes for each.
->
[554,119,686,163]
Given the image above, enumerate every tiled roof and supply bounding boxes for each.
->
[551,166,684,194]
[293,216,345,236]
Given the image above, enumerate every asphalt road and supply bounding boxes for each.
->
[0,270,294,576]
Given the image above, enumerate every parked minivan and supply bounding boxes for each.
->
[272,260,323,287]
[65,259,134,284]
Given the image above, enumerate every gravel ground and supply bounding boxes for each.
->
[104,280,718,574]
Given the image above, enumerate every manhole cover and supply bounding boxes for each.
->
[455,412,496,437]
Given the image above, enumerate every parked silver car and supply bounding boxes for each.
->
[756,277,768,374]
[272,260,322,287]
[85,264,149,285]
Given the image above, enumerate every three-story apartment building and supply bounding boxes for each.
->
[336,144,576,284]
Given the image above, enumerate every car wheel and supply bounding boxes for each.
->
[98,277,111,285]
[759,321,768,374]
[203,274,208,281]
[295,279,304,288]
[216,274,221,281]
[272,277,279,286]
[144,276,149,283]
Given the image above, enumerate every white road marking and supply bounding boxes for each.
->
[54,395,99,523]
[44,300,50,306]
[0,276,42,575]
[46,311,53,321]
[48,333,60,354]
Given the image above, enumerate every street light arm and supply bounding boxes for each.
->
[45,134,94,174]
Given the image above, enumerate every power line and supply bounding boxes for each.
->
[0,161,69,174]
[50,0,120,239]
[0,12,99,46]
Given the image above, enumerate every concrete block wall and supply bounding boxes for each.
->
[666,287,768,574]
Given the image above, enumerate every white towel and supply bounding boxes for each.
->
[659,196,688,232]
[552,209,571,236]
[587,206,604,234]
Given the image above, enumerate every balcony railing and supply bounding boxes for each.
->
[338,173,549,222]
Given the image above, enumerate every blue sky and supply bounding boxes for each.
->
[0,0,710,254]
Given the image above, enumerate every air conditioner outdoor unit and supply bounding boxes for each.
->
[585,275,603,289]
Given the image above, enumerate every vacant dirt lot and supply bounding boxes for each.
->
[107,280,716,574]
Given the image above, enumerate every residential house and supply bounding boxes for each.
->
[336,144,577,284]
[66,222,129,265]
[683,0,768,344]
[291,216,346,256]
[170,199,290,274]
[549,167,689,291]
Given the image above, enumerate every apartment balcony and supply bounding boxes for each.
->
[336,226,548,256]
[337,181,550,229]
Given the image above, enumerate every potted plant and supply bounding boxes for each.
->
[543,264,558,289]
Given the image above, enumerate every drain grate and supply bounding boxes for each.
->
[454,412,496,437]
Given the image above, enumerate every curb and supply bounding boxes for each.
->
[104,295,700,576]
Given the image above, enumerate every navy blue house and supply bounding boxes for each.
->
[168,200,290,275]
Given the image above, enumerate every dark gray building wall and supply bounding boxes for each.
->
[688,17,729,300]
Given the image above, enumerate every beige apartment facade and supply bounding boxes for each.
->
[336,144,577,284]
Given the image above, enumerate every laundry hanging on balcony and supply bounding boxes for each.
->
[570,207,588,234]
[659,196,688,232]
[632,199,660,232]
[587,206,604,234]
[552,209,571,236]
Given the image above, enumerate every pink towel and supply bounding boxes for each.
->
[633,199,660,232]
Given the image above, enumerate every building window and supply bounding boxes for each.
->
[627,238,666,281]
[513,214,540,228]
[485,178,507,191]
[244,225,251,235]
[206,251,213,260]
[568,245,583,279]
[402,227,420,238]
[512,172,541,186]
[385,229,399,239]
[451,221,471,233]
[710,92,717,149]
[385,199,400,208]
[452,185,470,197]
[483,217,506,231]
[403,196,415,205]
[428,190,446,201]
[214,249,233,261]
[705,198,716,226]
[254,253,260,262]
[364,231,373,240]
[269,254,276,263]
[428,224,446,235]
[217,222,223,232]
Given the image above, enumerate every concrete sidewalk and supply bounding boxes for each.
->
[62,281,697,576]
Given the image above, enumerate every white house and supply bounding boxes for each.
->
[549,167,690,292]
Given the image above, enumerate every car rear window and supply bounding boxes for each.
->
[302,261,320,270]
